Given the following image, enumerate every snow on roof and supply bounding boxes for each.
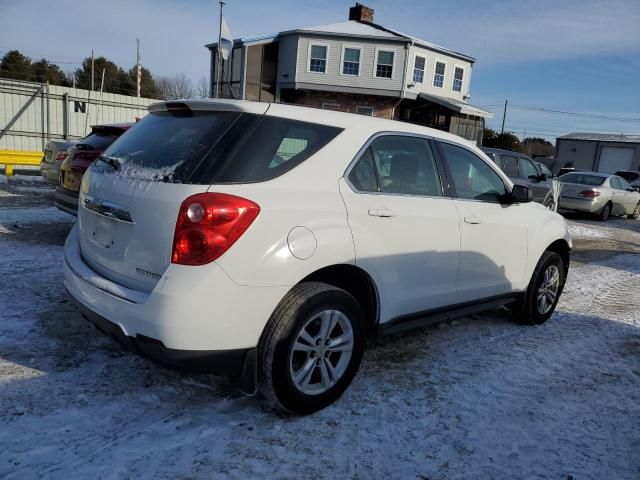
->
[297,20,399,38]
[559,133,640,143]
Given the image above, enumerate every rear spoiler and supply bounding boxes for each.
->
[148,99,270,115]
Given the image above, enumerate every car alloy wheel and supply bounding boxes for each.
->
[537,264,560,315]
[289,309,354,395]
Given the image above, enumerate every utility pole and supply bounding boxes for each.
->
[91,50,95,91]
[216,1,225,99]
[501,99,508,134]
[136,38,141,98]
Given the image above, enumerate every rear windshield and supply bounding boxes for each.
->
[559,173,605,186]
[98,111,343,183]
[77,132,120,150]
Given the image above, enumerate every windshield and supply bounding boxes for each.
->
[77,132,119,150]
[559,173,606,186]
[97,110,343,183]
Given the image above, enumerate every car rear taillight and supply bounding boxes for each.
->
[56,151,68,160]
[579,190,601,198]
[171,193,260,266]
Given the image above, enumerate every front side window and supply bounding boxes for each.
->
[349,136,443,197]
[618,177,632,190]
[520,158,538,178]
[439,142,507,202]
[499,154,519,178]
[433,61,445,88]
[342,47,361,76]
[376,50,394,78]
[610,177,622,189]
[413,55,425,83]
[309,45,327,73]
[452,66,464,92]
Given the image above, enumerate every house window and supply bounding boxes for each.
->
[342,47,361,76]
[452,67,464,92]
[322,103,340,111]
[356,106,374,116]
[375,50,394,78]
[413,55,425,83]
[433,61,445,88]
[309,44,327,73]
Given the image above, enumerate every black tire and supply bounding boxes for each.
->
[258,282,365,415]
[628,201,640,220]
[512,251,565,325]
[598,202,611,221]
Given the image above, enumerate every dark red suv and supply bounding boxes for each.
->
[55,123,132,215]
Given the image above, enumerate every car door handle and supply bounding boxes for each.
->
[368,208,395,218]
[464,216,482,224]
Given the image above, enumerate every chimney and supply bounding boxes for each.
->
[349,3,374,23]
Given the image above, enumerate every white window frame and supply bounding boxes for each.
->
[452,64,465,93]
[340,44,363,77]
[307,42,329,74]
[373,47,396,79]
[322,102,340,111]
[412,54,426,84]
[356,105,374,116]
[433,59,447,88]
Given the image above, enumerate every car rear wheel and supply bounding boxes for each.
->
[598,202,611,221]
[258,282,365,414]
[512,251,565,325]
[628,201,640,220]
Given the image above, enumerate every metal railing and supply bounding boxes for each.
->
[0,150,42,176]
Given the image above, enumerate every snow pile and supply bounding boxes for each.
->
[568,223,607,238]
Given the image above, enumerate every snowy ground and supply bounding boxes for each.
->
[1,182,639,480]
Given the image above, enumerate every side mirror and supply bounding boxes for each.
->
[511,184,533,203]
[629,186,640,192]
[539,173,548,181]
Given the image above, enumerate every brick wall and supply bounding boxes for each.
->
[281,89,398,119]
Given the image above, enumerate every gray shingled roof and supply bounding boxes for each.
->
[559,133,640,143]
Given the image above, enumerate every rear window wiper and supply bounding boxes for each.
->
[96,155,122,171]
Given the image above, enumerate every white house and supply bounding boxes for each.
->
[206,3,492,144]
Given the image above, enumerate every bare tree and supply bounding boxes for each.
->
[156,73,194,100]
[196,75,210,98]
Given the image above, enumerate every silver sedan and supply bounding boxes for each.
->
[558,172,640,221]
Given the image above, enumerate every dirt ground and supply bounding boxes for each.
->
[1,182,639,480]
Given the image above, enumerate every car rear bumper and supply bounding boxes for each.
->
[40,160,62,185]
[55,186,79,216]
[63,225,289,390]
[558,196,606,213]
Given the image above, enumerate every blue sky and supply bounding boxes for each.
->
[1,0,639,140]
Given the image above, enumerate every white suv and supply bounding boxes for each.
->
[64,100,572,414]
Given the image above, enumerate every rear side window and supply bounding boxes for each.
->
[559,173,605,186]
[214,116,342,183]
[99,111,342,184]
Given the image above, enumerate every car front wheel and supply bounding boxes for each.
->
[628,201,640,220]
[512,251,565,325]
[258,282,365,414]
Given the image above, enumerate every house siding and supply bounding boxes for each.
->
[294,34,406,92]
[404,45,472,102]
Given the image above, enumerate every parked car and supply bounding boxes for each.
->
[558,172,640,220]
[481,147,554,207]
[64,100,572,414]
[40,139,77,185]
[55,123,132,215]
[615,170,640,190]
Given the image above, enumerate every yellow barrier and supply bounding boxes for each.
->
[0,150,43,176]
